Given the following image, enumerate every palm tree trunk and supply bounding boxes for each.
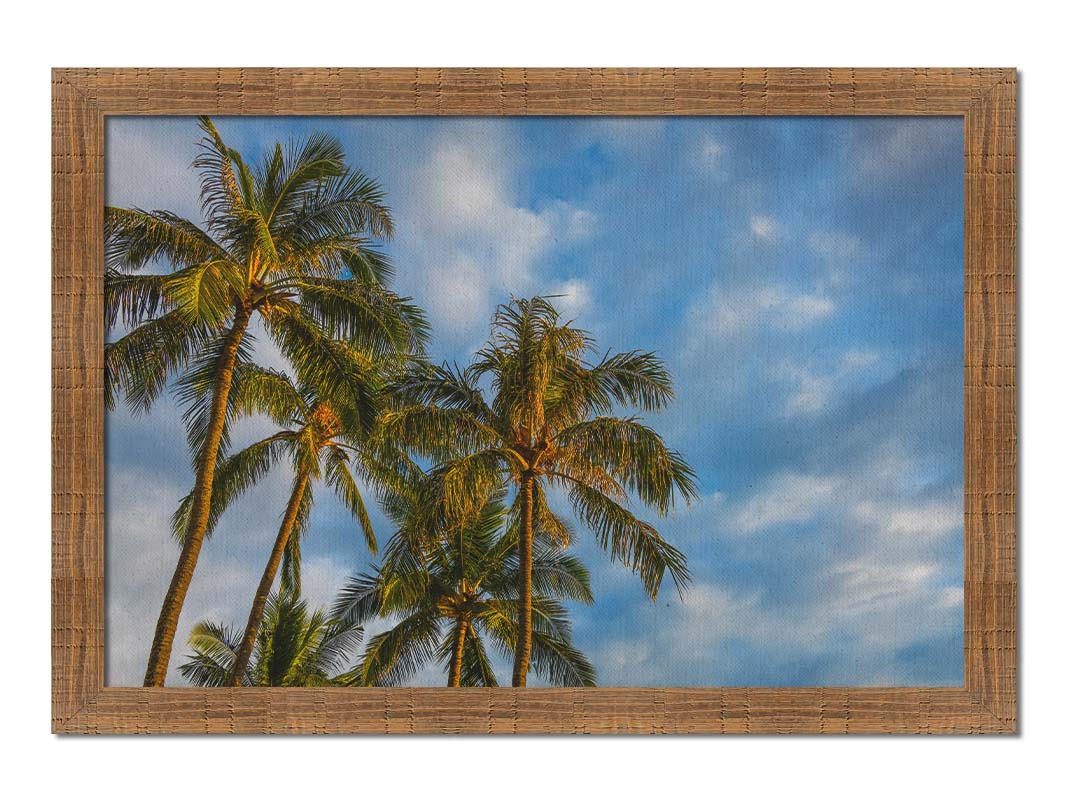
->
[510,473,535,687]
[143,302,252,687]
[448,618,469,687]
[227,466,311,687]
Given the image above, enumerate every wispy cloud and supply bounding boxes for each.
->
[749,214,778,240]
[691,284,835,341]
[729,471,841,533]
[391,122,595,345]
[695,134,727,174]
[548,277,593,320]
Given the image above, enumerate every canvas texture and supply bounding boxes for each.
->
[104,116,963,689]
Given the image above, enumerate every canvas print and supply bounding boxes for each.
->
[104,115,963,689]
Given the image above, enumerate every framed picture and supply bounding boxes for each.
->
[52,68,1016,734]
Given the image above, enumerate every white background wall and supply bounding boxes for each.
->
[2,2,1061,797]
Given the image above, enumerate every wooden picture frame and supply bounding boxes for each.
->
[52,67,1016,734]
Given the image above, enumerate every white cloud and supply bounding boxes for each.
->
[299,555,356,612]
[830,560,940,613]
[806,231,871,286]
[696,135,726,172]
[593,465,963,684]
[420,252,496,335]
[105,464,265,685]
[851,493,962,539]
[554,203,597,241]
[701,285,835,339]
[749,214,778,240]
[770,348,883,416]
[548,278,592,319]
[592,583,759,684]
[105,452,368,686]
[937,586,965,609]
[841,348,879,369]
[780,292,836,328]
[601,640,653,669]
[393,123,595,343]
[779,364,834,414]
[591,559,956,686]
[730,472,841,533]
[720,461,962,547]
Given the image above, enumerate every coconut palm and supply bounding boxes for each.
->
[333,487,596,687]
[105,117,428,685]
[379,296,696,686]
[172,365,383,686]
[178,590,361,687]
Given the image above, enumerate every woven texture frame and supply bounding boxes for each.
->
[52,68,1016,734]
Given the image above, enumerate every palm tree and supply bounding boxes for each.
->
[105,117,428,685]
[178,590,361,687]
[379,296,696,686]
[172,365,382,687]
[333,488,596,687]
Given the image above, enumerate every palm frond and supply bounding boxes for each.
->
[178,621,243,687]
[566,480,691,599]
[556,416,698,513]
[266,307,380,435]
[276,167,394,244]
[104,310,212,413]
[331,572,387,627]
[194,116,248,233]
[296,278,429,357]
[352,610,442,687]
[262,132,347,226]
[459,627,499,687]
[312,615,365,679]
[375,405,502,464]
[529,631,597,687]
[281,522,303,597]
[506,480,576,547]
[547,349,676,428]
[228,364,305,425]
[163,259,246,327]
[389,361,493,421]
[324,448,377,553]
[527,549,594,605]
[171,434,290,542]
[281,476,314,595]
[104,269,170,331]
[480,596,593,686]
[104,206,228,273]
[173,330,258,468]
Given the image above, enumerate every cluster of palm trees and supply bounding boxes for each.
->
[106,117,696,689]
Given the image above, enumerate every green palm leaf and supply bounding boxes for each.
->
[170,433,291,542]
[104,310,213,413]
[354,609,442,687]
[104,206,228,273]
[324,447,377,554]
[567,480,691,598]
[104,269,169,331]
[110,116,427,687]
[377,296,694,686]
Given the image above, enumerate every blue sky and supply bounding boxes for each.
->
[105,114,963,687]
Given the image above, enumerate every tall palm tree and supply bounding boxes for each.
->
[172,365,382,687]
[106,117,428,685]
[178,590,361,687]
[333,489,596,687]
[379,296,696,686]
